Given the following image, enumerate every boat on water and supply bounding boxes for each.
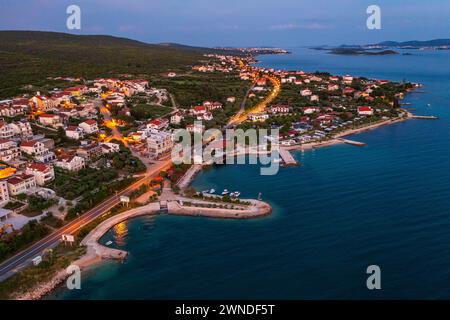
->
[105,241,113,246]
[222,189,229,195]
[231,191,241,197]
[209,189,216,194]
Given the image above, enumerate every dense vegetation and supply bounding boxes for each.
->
[0,31,228,99]
[0,221,50,263]
[149,72,250,110]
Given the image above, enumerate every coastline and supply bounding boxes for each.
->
[19,196,271,300]
[285,113,412,152]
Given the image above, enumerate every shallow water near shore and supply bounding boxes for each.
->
[51,48,450,299]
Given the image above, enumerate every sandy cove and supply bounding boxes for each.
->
[18,197,271,299]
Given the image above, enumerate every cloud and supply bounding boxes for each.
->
[269,22,331,31]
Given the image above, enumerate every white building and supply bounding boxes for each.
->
[0,139,20,162]
[25,163,55,186]
[248,113,269,122]
[79,119,99,134]
[146,130,173,159]
[300,89,312,96]
[0,122,14,140]
[39,114,62,128]
[170,112,183,125]
[65,126,85,140]
[100,142,120,154]
[55,155,85,172]
[20,140,46,156]
[9,121,33,138]
[0,180,10,206]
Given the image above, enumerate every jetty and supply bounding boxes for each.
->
[279,147,299,166]
[412,115,438,120]
[336,138,366,147]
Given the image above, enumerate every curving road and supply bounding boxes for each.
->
[0,155,171,282]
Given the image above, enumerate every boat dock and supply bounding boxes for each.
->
[337,138,366,147]
[279,147,299,166]
[412,115,438,120]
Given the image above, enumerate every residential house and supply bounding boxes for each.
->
[0,140,20,162]
[25,163,55,186]
[146,130,173,159]
[7,174,36,196]
[186,124,205,134]
[343,75,354,84]
[248,113,269,122]
[0,180,10,206]
[300,89,312,96]
[303,107,321,115]
[100,142,120,154]
[79,119,99,134]
[76,142,103,160]
[55,154,85,172]
[357,106,374,116]
[170,112,183,125]
[269,105,290,114]
[0,122,14,139]
[20,140,46,156]
[39,114,62,128]
[65,126,85,140]
[146,118,169,131]
[9,121,33,138]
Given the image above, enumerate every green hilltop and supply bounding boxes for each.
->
[0,31,226,98]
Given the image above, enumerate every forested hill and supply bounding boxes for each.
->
[0,31,225,98]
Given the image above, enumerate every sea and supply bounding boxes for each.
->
[51,47,450,299]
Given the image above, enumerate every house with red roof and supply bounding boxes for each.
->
[357,106,374,116]
[65,126,85,140]
[7,173,37,196]
[79,119,99,134]
[146,118,169,131]
[39,114,63,128]
[55,154,85,172]
[25,163,55,186]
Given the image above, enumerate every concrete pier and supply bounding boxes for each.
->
[279,147,299,166]
[412,115,438,120]
[336,138,366,147]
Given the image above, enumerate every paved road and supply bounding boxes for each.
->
[0,159,171,282]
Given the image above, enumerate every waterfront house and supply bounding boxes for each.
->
[357,106,374,116]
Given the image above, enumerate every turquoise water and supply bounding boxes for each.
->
[52,48,450,299]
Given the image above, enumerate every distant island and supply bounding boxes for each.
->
[311,47,399,56]
[371,39,450,49]
[328,48,399,56]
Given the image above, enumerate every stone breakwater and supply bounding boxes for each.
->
[19,197,272,299]
[168,199,272,219]
[79,199,271,264]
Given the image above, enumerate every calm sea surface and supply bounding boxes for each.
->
[52,47,450,299]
